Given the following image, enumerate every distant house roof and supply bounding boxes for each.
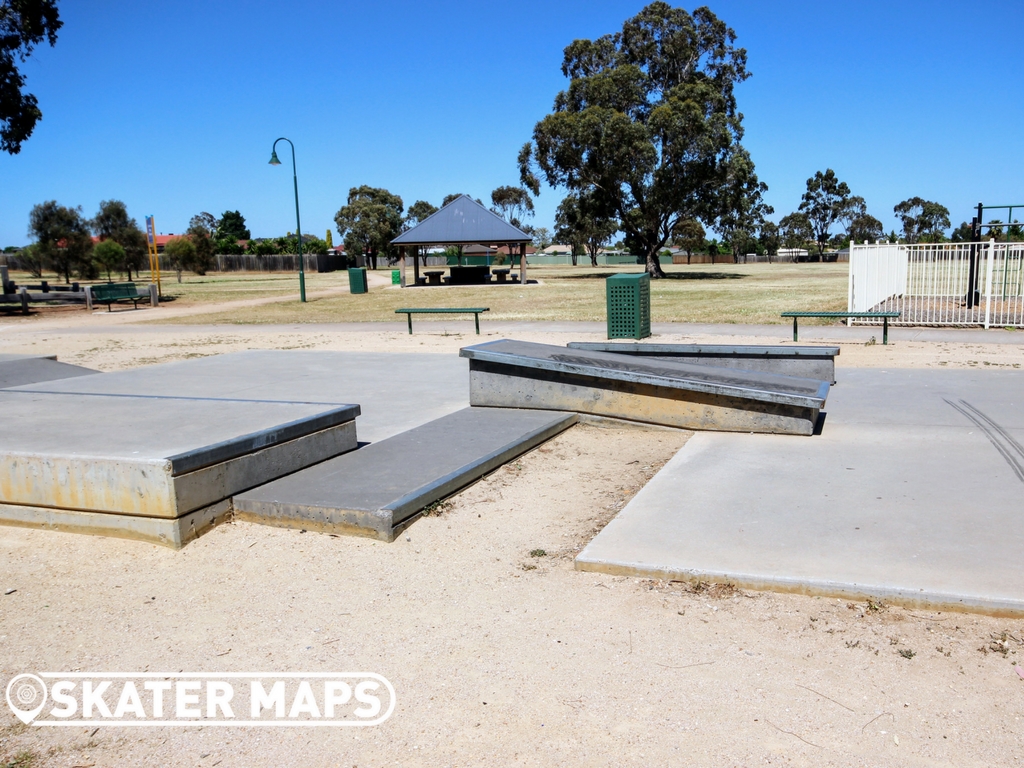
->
[392,195,531,246]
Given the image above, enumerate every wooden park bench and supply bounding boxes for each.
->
[396,307,490,335]
[89,282,150,311]
[781,311,901,345]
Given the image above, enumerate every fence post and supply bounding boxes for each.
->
[847,243,855,323]
[18,287,29,313]
[984,239,995,329]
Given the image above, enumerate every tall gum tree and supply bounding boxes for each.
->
[518,2,765,277]
[1,0,62,154]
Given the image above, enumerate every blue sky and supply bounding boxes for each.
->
[2,0,1022,247]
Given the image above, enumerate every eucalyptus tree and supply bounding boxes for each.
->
[518,2,765,277]
[490,186,535,230]
[798,169,851,259]
[555,193,618,267]
[91,199,147,278]
[1,0,62,153]
[334,186,404,269]
[28,200,92,282]
[893,198,950,243]
[673,219,705,264]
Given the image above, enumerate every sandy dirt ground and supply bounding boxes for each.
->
[1,305,1024,766]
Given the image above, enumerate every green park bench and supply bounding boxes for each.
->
[781,311,901,345]
[90,282,150,311]
[396,307,490,335]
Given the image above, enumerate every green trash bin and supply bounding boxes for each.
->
[606,272,651,339]
[391,269,401,285]
[348,267,367,294]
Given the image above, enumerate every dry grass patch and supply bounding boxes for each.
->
[151,262,849,325]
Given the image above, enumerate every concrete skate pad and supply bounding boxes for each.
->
[577,368,1024,615]
[0,354,99,388]
[0,350,470,546]
[234,407,577,540]
[566,342,838,384]
[10,350,469,443]
[460,339,829,435]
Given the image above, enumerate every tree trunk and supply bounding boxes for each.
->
[645,250,666,278]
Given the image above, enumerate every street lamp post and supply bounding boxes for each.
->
[268,137,305,302]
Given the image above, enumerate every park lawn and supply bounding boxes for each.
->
[0,268,353,306]
[151,270,351,305]
[152,262,849,325]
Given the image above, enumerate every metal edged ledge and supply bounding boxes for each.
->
[566,342,839,384]
[460,339,830,436]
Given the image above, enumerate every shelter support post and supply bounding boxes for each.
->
[413,247,421,286]
[520,242,527,284]
[399,246,406,288]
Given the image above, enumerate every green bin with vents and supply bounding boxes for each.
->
[606,272,650,339]
[348,267,367,294]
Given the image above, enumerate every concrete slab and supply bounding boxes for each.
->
[576,368,1024,615]
[11,350,469,443]
[0,354,99,388]
[234,407,577,540]
[566,342,838,383]
[0,499,231,549]
[460,339,829,436]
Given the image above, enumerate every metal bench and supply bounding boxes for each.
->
[395,307,490,334]
[781,311,900,344]
[89,282,149,311]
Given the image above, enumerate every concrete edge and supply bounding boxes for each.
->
[231,505,394,542]
[167,405,361,474]
[572,557,1024,618]
[0,499,232,550]
[384,411,579,526]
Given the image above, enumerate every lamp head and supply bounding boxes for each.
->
[268,149,281,166]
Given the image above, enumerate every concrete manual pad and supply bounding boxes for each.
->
[566,342,838,383]
[0,354,99,388]
[234,407,577,541]
[460,339,829,435]
[577,368,1024,615]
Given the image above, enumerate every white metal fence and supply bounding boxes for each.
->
[848,240,1024,327]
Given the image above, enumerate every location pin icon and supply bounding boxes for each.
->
[5,674,47,724]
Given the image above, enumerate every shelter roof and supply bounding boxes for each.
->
[392,195,531,246]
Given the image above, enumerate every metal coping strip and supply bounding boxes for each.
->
[461,348,828,409]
